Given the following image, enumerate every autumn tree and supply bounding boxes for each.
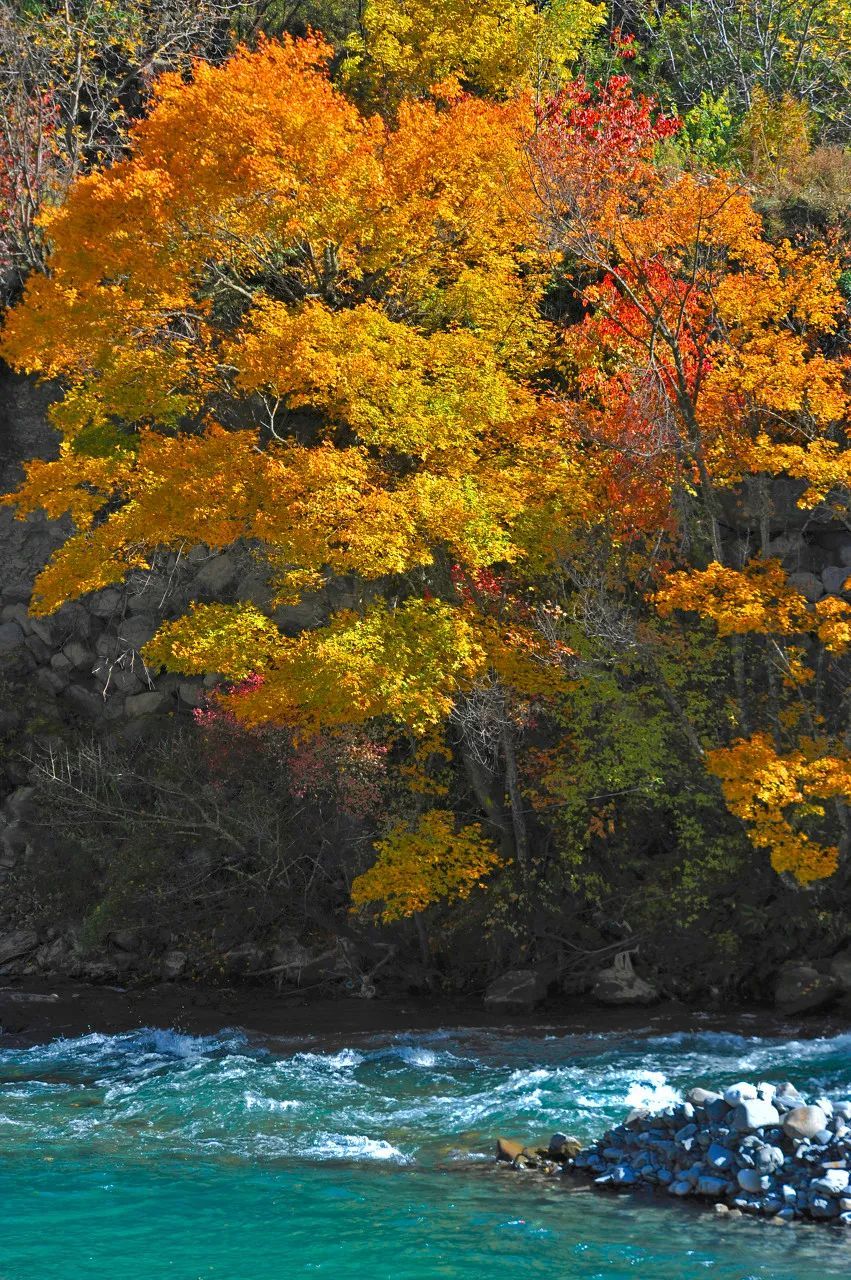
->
[530,74,851,886]
[1,36,586,920]
[341,0,605,110]
[619,0,851,138]
[0,0,274,302]
[4,30,851,928]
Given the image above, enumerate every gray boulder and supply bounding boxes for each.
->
[829,948,851,991]
[812,1170,849,1195]
[774,1082,806,1109]
[110,929,141,953]
[178,681,205,707]
[5,787,35,821]
[484,968,548,1012]
[125,691,166,717]
[696,1174,729,1197]
[87,587,123,618]
[724,1082,757,1105]
[788,571,824,602]
[195,551,241,596]
[822,566,851,596]
[686,1088,722,1107]
[732,1098,780,1131]
[1,603,31,632]
[62,639,94,670]
[738,1168,770,1193]
[774,961,839,1014]
[116,615,158,651]
[592,951,659,1006]
[102,668,144,696]
[0,819,28,861]
[222,944,266,975]
[0,621,25,654]
[63,685,103,721]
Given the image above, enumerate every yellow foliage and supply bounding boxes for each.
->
[143,603,281,681]
[350,808,503,919]
[654,560,812,637]
[4,31,851,910]
[736,87,814,184]
[814,596,851,653]
[343,0,603,108]
[233,600,489,735]
[707,734,851,884]
[742,435,851,509]
[146,599,489,736]
[0,449,132,530]
[226,298,534,461]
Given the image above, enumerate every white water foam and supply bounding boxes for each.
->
[396,1046,438,1068]
[623,1072,682,1111]
[303,1132,412,1163]
[243,1091,301,1113]
[291,1048,365,1072]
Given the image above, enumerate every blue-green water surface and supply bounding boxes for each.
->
[1,1021,851,1278]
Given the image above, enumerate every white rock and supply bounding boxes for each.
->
[592,951,659,1006]
[732,1098,780,1131]
[812,1169,849,1195]
[724,1082,758,1105]
[161,950,187,980]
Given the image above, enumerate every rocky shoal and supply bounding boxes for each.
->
[497,1081,851,1224]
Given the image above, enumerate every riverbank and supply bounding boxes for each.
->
[2,976,850,1049]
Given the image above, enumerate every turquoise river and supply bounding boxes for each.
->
[1,1021,851,1278]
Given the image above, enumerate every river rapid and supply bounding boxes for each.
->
[1,1020,850,1278]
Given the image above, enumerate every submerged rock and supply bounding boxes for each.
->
[496,1132,581,1171]
[496,1137,525,1163]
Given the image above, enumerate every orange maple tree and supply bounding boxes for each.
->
[1,36,585,914]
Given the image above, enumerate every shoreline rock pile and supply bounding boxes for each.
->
[498,1081,851,1224]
